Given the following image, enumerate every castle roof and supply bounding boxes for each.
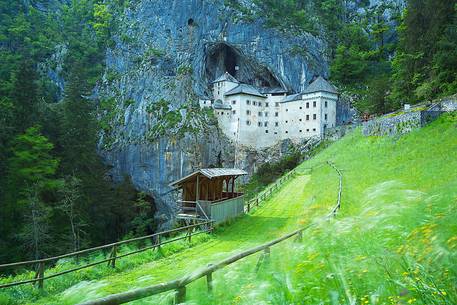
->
[260,87,288,94]
[212,72,239,84]
[282,93,302,103]
[224,84,266,98]
[302,76,338,95]
[213,99,232,110]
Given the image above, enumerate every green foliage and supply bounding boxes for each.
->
[243,150,302,200]
[390,0,457,105]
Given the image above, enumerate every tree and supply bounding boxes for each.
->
[6,126,60,259]
[58,175,87,253]
[390,0,456,104]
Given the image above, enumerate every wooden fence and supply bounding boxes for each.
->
[0,221,214,290]
[78,162,343,305]
[244,169,296,213]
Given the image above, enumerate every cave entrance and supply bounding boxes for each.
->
[205,43,283,90]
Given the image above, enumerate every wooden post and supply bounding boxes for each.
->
[207,264,214,293]
[109,245,117,268]
[296,231,303,242]
[175,286,186,304]
[188,227,192,243]
[247,202,251,213]
[256,198,259,207]
[196,175,200,201]
[36,262,45,289]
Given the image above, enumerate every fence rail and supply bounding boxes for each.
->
[0,220,214,290]
[244,169,296,213]
[78,162,344,305]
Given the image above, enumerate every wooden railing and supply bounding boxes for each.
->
[245,169,296,213]
[78,162,343,305]
[0,221,214,290]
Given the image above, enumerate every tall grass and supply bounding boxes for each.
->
[143,113,456,305]
[2,113,456,305]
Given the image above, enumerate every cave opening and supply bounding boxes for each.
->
[205,43,283,91]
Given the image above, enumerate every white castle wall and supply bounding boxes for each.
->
[205,78,338,150]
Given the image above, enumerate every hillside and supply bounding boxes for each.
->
[1,112,454,305]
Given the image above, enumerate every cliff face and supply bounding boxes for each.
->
[98,0,329,226]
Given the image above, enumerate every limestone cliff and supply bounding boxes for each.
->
[96,0,330,226]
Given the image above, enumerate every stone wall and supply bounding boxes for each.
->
[362,111,443,137]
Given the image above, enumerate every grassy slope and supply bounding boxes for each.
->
[2,113,456,305]
[7,174,316,305]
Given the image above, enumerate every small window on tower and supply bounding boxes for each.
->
[275,112,279,117]
[275,102,279,107]
[306,102,309,108]
[306,115,310,121]
[275,122,279,127]
[325,101,328,108]
[325,114,328,120]
[246,110,251,115]
[232,100,236,105]
[246,120,251,126]
[265,103,269,107]
[313,114,317,120]
[258,112,263,117]
[313,101,317,107]
[253,101,257,106]
[247,100,251,105]
[258,102,262,107]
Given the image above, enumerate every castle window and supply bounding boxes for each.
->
[306,115,310,121]
[306,129,310,132]
[265,130,269,134]
[324,114,328,120]
[299,106,302,110]
[313,101,316,107]
[275,102,279,107]
[299,119,302,122]
[246,100,251,105]
[265,112,269,117]
[274,132,278,134]
[313,128,316,131]
[246,110,251,115]
[275,112,279,117]
[258,102,262,107]
[232,110,236,114]
[246,120,251,126]
[306,102,309,108]
[299,130,303,133]
[232,100,236,105]
[325,101,328,108]
[258,112,263,117]
[285,131,289,134]
[258,122,262,127]
[286,109,289,112]
[253,101,257,106]
[275,122,279,127]
[264,122,268,127]
[313,114,317,120]
[265,103,269,107]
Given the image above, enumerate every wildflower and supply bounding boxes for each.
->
[440,290,447,296]
[407,298,416,304]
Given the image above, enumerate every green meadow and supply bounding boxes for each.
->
[1,113,456,305]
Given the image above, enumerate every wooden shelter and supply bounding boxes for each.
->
[170,168,247,223]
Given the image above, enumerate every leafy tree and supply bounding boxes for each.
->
[6,126,60,259]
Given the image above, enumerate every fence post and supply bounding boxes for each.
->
[108,245,117,268]
[256,198,259,207]
[207,264,214,293]
[188,227,192,243]
[175,286,186,304]
[35,262,45,289]
[247,202,251,213]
